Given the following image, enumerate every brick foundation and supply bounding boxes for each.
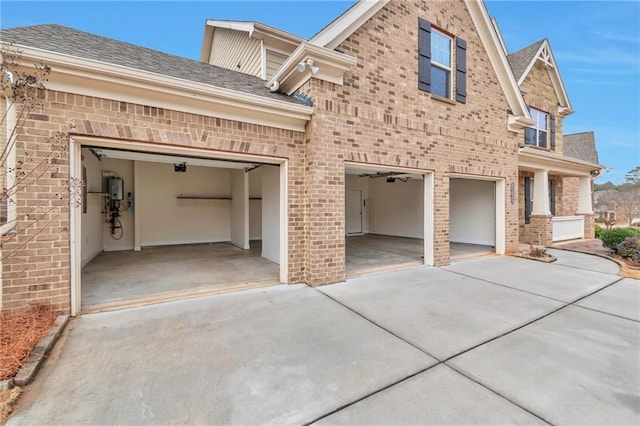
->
[582,213,596,239]
[529,214,553,246]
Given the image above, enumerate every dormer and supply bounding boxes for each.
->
[508,38,574,154]
[200,20,303,80]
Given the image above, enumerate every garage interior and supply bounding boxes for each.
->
[79,147,281,311]
[449,178,496,260]
[345,167,425,276]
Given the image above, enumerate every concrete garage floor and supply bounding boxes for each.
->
[346,234,493,277]
[81,241,279,311]
[11,251,639,425]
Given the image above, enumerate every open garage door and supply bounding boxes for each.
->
[77,145,283,312]
[449,178,497,260]
[345,164,432,277]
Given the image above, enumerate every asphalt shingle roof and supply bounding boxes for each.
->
[0,24,301,105]
[507,39,545,82]
[563,131,599,164]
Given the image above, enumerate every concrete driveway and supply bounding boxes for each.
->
[9,251,640,425]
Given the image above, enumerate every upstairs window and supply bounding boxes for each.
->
[525,108,548,148]
[525,108,556,150]
[418,18,466,103]
[431,30,452,98]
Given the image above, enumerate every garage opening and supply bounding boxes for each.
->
[78,146,282,311]
[449,178,496,261]
[345,165,430,277]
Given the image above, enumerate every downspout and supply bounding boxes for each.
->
[0,71,18,309]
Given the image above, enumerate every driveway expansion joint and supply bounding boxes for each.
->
[443,364,554,426]
[315,287,442,362]
[441,276,625,364]
[302,364,440,426]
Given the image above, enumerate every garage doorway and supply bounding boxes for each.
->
[449,176,505,261]
[70,138,288,314]
[344,163,434,277]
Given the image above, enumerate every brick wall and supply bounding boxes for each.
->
[299,0,521,284]
[2,90,305,314]
[561,177,579,215]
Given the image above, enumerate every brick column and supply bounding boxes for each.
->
[529,214,553,246]
[582,213,596,239]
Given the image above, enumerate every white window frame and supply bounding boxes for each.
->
[431,28,453,99]
[526,108,549,148]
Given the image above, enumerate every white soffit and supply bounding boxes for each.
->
[91,148,259,169]
[266,41,358,95]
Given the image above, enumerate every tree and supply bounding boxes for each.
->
[625,166,640,185]
[595,181,616,191]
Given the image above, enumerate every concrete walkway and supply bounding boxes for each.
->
[9,253,640,425]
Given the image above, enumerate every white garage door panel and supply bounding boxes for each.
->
[450,179,495,246]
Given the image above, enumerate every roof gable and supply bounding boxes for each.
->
[508,38,574,115]
[200,20,303,63]
[308,0,532,130]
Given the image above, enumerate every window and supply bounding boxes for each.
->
[525,108,549,148]
[418,18,466,103]
[430,30,452,98]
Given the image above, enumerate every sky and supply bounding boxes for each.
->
[1,0,638,184]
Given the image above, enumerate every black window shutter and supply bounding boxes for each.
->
[524,177,532,224]
[550,114,556,150]
[418,18,431,92]
[455,38,467,103]
[549,179,556,216]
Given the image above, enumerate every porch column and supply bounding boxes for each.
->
[577,176,595,238]
[532,169,550,214]
[530,169,553,246]
[577,176,593,214]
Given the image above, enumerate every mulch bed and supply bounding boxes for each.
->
[0,305,55,381]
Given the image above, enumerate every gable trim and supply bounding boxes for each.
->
[516,39,574,114]
[464,0,531,130]
[309,0,390,49]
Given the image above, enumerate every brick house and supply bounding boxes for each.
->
[0,0,600,315]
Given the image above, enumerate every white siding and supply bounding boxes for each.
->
[209,28,262,78]
[265,50,288,79]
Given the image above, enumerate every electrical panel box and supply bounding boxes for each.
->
[108,177,124,201]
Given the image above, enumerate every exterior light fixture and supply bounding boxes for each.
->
[296,59,320,75]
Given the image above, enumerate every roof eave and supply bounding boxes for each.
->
[4,43,313,132]
[519,146,601,176]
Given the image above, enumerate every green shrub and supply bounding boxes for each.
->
[600,228,640,251]
[595,225,603,239]
[617,236,640,263]
[595,216,605,223]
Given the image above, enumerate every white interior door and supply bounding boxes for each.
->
[346,189,363,234]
